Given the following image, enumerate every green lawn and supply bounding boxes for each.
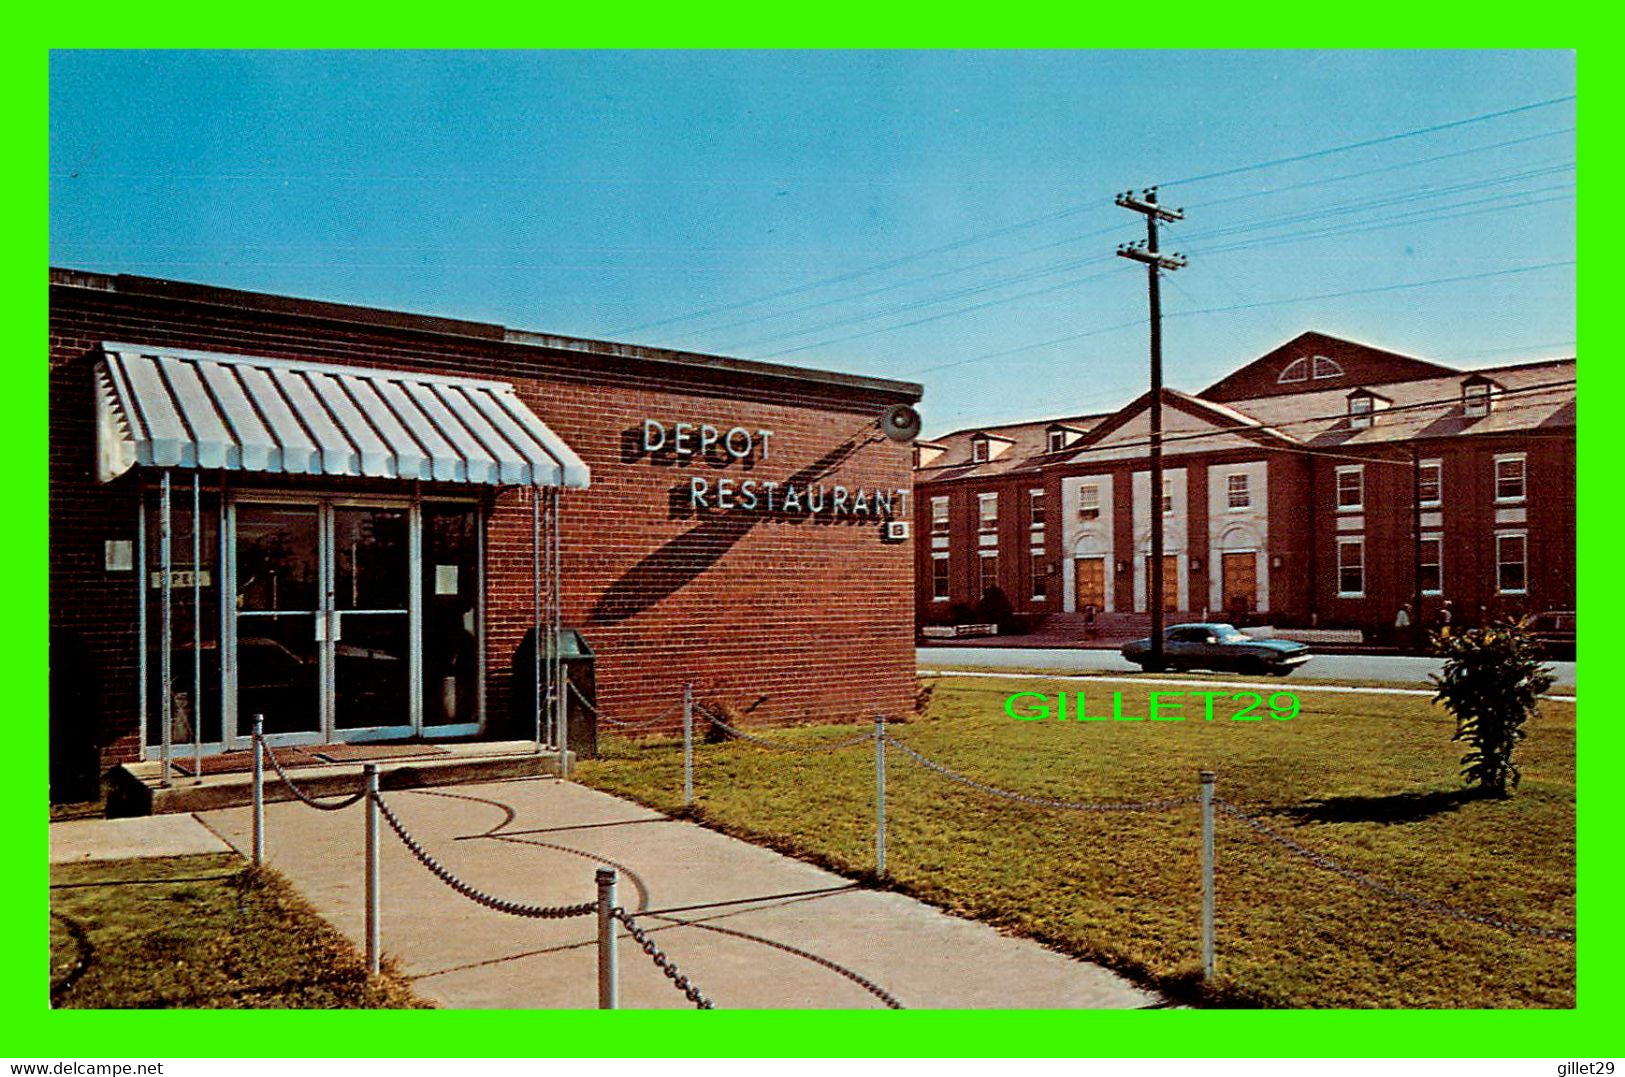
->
[576,675,1576,1009]
[50,854,429,1008]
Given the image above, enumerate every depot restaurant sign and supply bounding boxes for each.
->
[641,418,911,519]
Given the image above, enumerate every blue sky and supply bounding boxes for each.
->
[49,50,1575,437]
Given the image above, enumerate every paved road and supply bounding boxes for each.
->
[199,778,1158,1010]
[919,646,1577,693]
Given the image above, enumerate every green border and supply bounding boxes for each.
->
[14,29,1605,1057]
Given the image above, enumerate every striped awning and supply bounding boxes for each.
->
[94,343,589,488]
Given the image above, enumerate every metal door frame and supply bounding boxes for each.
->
[224,491,484,749]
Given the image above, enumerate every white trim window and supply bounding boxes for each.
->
[1337,537,1365,597]
[979,550,999,594]
[1226,473,1250,510]
[1418,459,1442,507]
[1348,394,1374,430]
[930,496,949,535]
[1496,531,1528,594]
[1335,465,1364,512]
[978,491,999,533]
[1161,477,1173,515]
[1029,550,1047,601]
[1419,534,1443,595]
[1277,357,1309,384]
[1464,382,1492,418]
[1495,453,1527,503]
[1029,488,1046,531]
[1047,429,1068,453]
[971,437,989,464]
[931,552,950,601]
[1077,483,1101,521]
[1313,355,1345,379]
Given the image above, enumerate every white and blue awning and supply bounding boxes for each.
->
[95,343,589,488]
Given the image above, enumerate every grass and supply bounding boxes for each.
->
[49,853,430,1008]
[575,675,1575,1009]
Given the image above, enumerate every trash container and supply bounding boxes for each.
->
[509,627,598,760]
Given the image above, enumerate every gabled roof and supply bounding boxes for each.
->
[915,411,1111,479]
[1198,331,1459,403]
[1059,388,1298,465]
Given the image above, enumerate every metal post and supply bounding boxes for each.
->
[1200,769,1216,985]
[192,472,202,782]
[531,489,542,753]
[364,763,380,977]
[160,470,173,788]
[597,867,618,1009]
[554,488,568,780]
[251,714,264,867]
[136,496,148,762]
[682,682,694,809]
[874,715,887,877]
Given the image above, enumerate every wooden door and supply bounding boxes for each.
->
[1073,557,1106,612]
[1222,552,1258,618]
[1143,554,1178,611]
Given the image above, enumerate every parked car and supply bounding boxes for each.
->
[1527,610,1575,660]
[1121,622,1312,676]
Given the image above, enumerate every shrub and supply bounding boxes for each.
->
[1430,620,1555,797]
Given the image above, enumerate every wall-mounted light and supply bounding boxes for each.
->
[1116,560,1128,576]
[105,539,133,572]
[1271,555,1284,570]
[1190,557,1202,573]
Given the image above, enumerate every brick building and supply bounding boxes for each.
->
[914,332,1575,639]
[50,269,921,777]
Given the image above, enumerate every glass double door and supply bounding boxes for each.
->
[233,499,468,746]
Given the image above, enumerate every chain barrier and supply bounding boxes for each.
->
[612,907,714,1009]
[648,912,902,1009]
[695,704,876,753]
[884,735,1198,813]
[1215,799,1575,942]
[260,741,368,812]
[371,791,596,920]
[570,683,681,729]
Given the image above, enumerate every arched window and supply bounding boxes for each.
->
[1277,357,1309,383]
[1312,355,1345,379]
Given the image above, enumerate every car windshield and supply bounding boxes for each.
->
[1216,628,1251,642]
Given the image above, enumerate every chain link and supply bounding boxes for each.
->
[571,683,682,729]
[371,791,596,920]
[612,908,714,1009]
[884,735,1198,813]
[696,705,875,753]
[1215,798,1575,942]
[260,741,368,811]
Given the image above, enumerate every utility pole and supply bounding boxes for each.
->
[1116,187,1186,670]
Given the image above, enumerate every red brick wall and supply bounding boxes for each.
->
[917,435,1574,634]
[51,281,918,768]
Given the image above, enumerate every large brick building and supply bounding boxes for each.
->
[50,269,921,778]
[914,332,1575,638]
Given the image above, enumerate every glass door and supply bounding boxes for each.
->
[234,504,324,742]
[231,496,479,747]
[331,505,415,739]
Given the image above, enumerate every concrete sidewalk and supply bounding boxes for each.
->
[199,778,1160,1010]
[50,814,234,864]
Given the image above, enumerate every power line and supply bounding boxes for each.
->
[909,260,1573,376]
[1181,127,1575,212]
[612,94,1574,340]
[1155,94,1575,191]
[721,163,1572,359]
